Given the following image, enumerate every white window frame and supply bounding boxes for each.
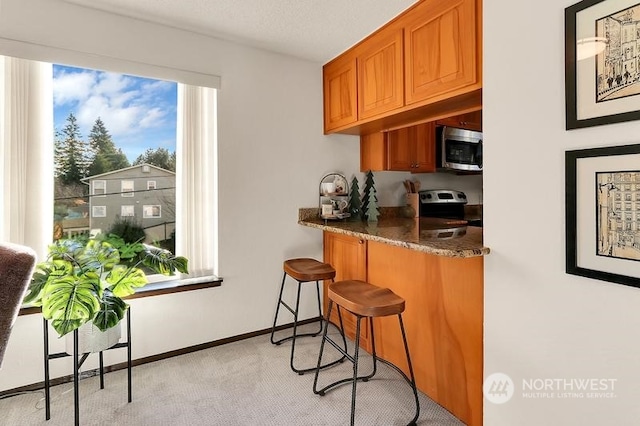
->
[92,206,106,217]
[143,205,161,218]
[147,180,157,190]
[121,180,134,197]
[121,205,135,217]
[92,180,106,197]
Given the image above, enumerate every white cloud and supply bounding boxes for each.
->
[53,67,175,142]
[138,107,167,129]
[52,70,96,106]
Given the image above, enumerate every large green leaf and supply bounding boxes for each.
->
[107,266,148,297]
[48,239,84,263]
[23,260,74,305]
[77,240,120,273]
[41,275,101,336]
[141,245,189,275]
[93,292,128,332]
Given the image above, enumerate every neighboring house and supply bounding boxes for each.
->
[81,163,176,244]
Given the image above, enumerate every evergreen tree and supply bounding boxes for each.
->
[133,147,176,171]
[366,187,380,222]
[87,117,130,176]
[349,176,362,221]
[361,170,376,220]
[54,113,92,185]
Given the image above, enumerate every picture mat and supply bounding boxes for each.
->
[576,0,640,120]
[576,152,640,278]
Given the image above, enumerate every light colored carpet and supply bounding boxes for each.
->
[0,325,465,425]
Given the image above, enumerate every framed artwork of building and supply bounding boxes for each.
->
[566,143,640,288]
[565,0,640,129]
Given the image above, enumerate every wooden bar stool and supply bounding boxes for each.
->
[270,258,347,374]
[313,280,420,426]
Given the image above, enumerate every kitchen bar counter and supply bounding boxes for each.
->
[298,208,489,258]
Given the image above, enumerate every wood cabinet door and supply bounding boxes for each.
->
[357,28,404,120]
[411,122,436,173]
[323,54,358,133]
[322,232,370,350]
[386,123,436,173]
[360,132,388,172]
[386,126,412,171]
[404,0,478,105]
[436,110,482,131]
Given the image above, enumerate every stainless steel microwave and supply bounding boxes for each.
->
[436,126,483,172]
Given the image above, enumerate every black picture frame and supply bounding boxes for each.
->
[565,0,640,129]
[566,143,640,288]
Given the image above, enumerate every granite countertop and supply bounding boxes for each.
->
[298,208,490,258]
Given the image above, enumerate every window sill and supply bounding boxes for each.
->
[18,274,223,316]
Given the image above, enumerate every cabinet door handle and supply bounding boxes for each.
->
[358,239,364,244]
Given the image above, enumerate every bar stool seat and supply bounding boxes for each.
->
[270,258,347,375]
[313,280,420,426]
[283,258,337,282]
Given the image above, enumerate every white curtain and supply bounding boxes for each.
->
[0,56,54,260]
[176,84,218,276]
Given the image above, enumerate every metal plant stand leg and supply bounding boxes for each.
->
[43,309,133,424]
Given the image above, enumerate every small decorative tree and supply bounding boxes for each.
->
[361,170,376,220]
[366,187,380,222]
[348,176,362,221]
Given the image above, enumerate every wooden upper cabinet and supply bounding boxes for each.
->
[412,122,436,172]
[404,0,478,105]
[387,122,436,173]
[323,53,358,133]
[357,28,404,120]
[323,0,482,134]
[360,132,387,172]
[436,110,482,131]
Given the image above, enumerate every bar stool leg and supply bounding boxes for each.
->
[289,280,303,373]
[272,273,346,374]
[398,314,420,425]
[270,271,288,345]
[350,315,362,426]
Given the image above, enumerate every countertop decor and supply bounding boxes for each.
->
[298,208,489,258]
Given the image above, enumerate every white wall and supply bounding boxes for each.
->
[485,1,640,424]
[0,0,363,391]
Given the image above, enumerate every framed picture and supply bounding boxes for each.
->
[565,0,640,129]
[566,143,640,288]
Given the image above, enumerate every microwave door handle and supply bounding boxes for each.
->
[477,139,483,169]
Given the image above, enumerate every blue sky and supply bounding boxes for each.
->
[52,65,177,162]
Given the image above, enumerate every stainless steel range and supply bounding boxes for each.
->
[418,189,481,227]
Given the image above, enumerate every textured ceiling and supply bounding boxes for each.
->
[64,0,418,63]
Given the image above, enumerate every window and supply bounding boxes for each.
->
[143,205,161,218]
[121,205,135,217]
[121,180,134,197]
[147,180,156,190]
[93,180,106,197]
[92,206,106,217]
[0,56,217,281]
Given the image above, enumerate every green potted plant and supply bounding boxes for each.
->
[24,234,188,351]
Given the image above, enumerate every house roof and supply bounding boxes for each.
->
[81,163,176,182]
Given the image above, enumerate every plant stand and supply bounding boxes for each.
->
[43,310,132,426]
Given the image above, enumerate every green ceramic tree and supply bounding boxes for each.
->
[366,187,380,222]
[361,170,375,220]
[348,176,362,220]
